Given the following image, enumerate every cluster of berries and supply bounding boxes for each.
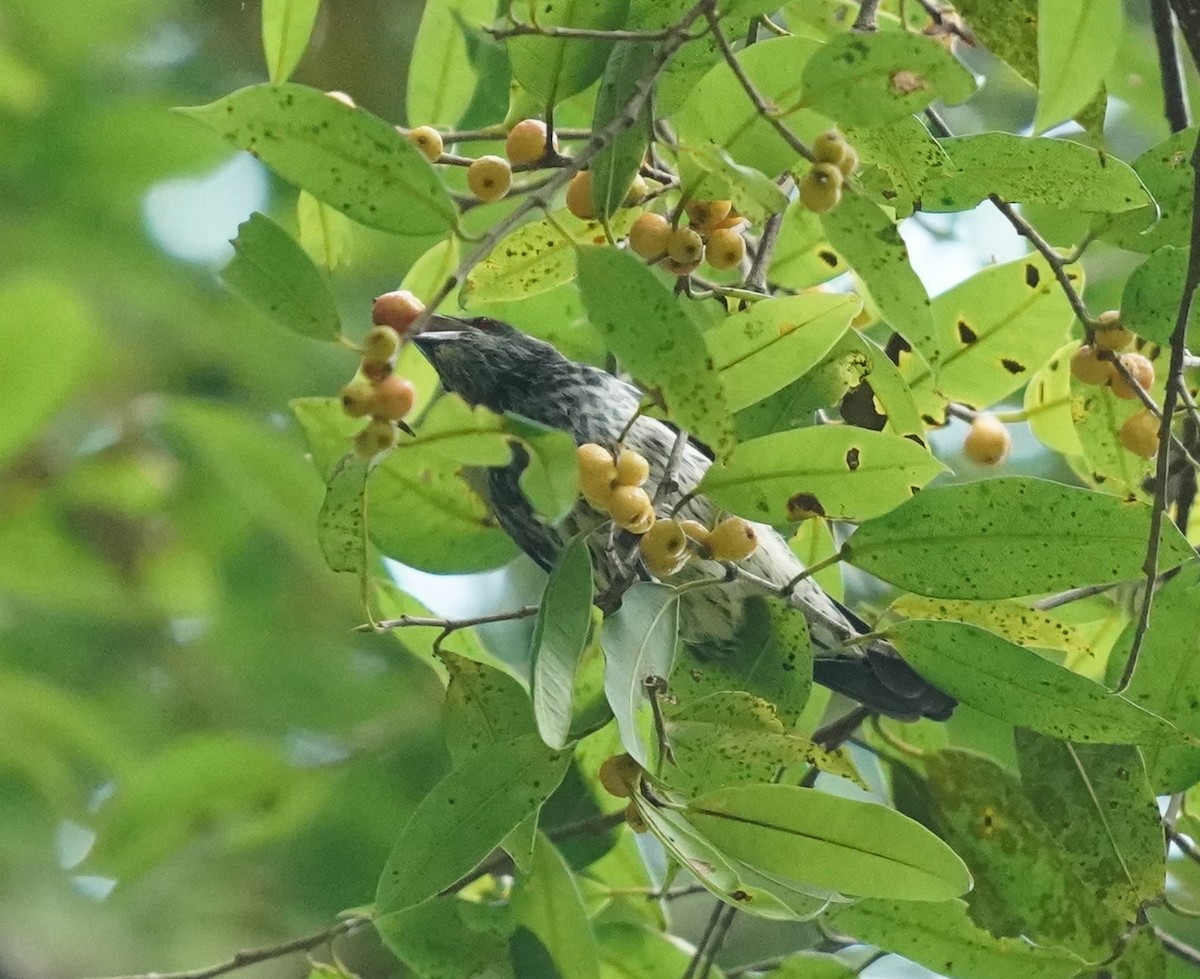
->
[1069,311,1160,458]
[627,199,747,276]
[798,130,859,214]
[339,289,425,459]
[576,443,759,577]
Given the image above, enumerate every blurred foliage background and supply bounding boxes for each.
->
[3,0,1200,977]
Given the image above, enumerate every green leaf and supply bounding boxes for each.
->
[407,0,498,127]
[507,0,632,105]
[442,652,536,764]
[530,538,594,749]
[887,619,1186,745]
[261,0,321,83]
[829,898,1089,979]
[317,454,367,574]
[577,245,736,456]
[463,209,639,304]
[671,596,813,726]
[376,897,515,979]
[89,734,325,880]
[768,201,848,289]
[1121,245,1197,345]
[761,953,855,979]
[685,783,971,901]
[952,0,1037,81]
[1099,924,1168,979]
[1105,127,1198,254]
[296,189,353,271]
[0,274,101,467]
[595,923,724,977]
[903,253,1080,411]
[1015,731,1164,924]
[1034,0,1122,133]
[600,582,679,767]
[821,193,935,355]
[590,41,653,221]
[1113,561,1200,791]
[510,833,600,979]
[503,412,579,523]
[178,83,456,236]
[221,212,342,342]
[921,134,1149,214]
[698,426,946,523]
[665,691,863,797]
[375,733,572,914]
[915,749,1114,958]
[800,32,976,128]
[844,116,950,218]
[706,293,857,412]
[843,478,1196,599]
[1023,341,1085,457]
[674,35,828,181]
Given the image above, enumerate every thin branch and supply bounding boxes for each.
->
[1166,823,1200,865]
[487,22,700,42]
[1031,580,1126,611]
[706,11,814,164]
[362,604,539,634]
[853,0,883,32]
[683,901,739,979]
[89,916,371,979]
[1152,0,1191,132]
[1157,927,1200,967]
[746,209,784,293]
[1117,135,1200,692]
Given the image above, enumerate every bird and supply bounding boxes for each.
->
[413,314,955,722]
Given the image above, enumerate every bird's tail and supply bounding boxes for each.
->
[813,640,955,722]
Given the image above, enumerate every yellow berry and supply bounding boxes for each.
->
[598,753,641,798]
[566,171,595,219]
[341,382,377,418]
[706,227,746,271]
[624,800,649,834]
[685,198,732,233]
[615,448,650,487]
[835,145,860,178]
[505,118,558,166]
[467,155,512,202]
[628,213,671,259]
[1070,344,1114,386]
[799,163,844,213]
[362,325,400,369]
[678,519,711,547]
[963,413,1012,466]
[371,374,416,422]
[623,175,649,206]
[407,126,443,162]
[707,517,758,562]
[578,443,618,509]
[639,519,691,578]
[1110,353,1155,400]
[1093,310,1134,352]
[1119,409,1160,458]
[666,226,705,265]
[713,209,746,231]
[812,129,851,167]
[578,442,615,470]
[354,418,398,459]
[663,257,700,277]
[610,485,655,534]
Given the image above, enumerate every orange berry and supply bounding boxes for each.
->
[707,517,758,562]
[467,155,512,202]
[663,257,700,277]
[1119,410,1160,458]
[407,126,443,162]
[372,290,425,335]
[1070,345,1114,386]
[706,227,745,271]
[1092,310,1134,352]
[1110,353,1155,400]
[598,753,641,798]
[505,118,558,166]
[685,199,732,232]
[371,374,416,422]
[566,171,595,219]
[666,226,704,265]
[628,213,671,259]
[963,413,1012,466]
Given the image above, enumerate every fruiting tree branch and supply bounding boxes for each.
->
[361,604,539,634]
[88,915,372,979]
[1117,134,1200,692]
[413,0,718,326]
[486,22,703,42]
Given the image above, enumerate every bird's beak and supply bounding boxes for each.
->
[421,313,471,333]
